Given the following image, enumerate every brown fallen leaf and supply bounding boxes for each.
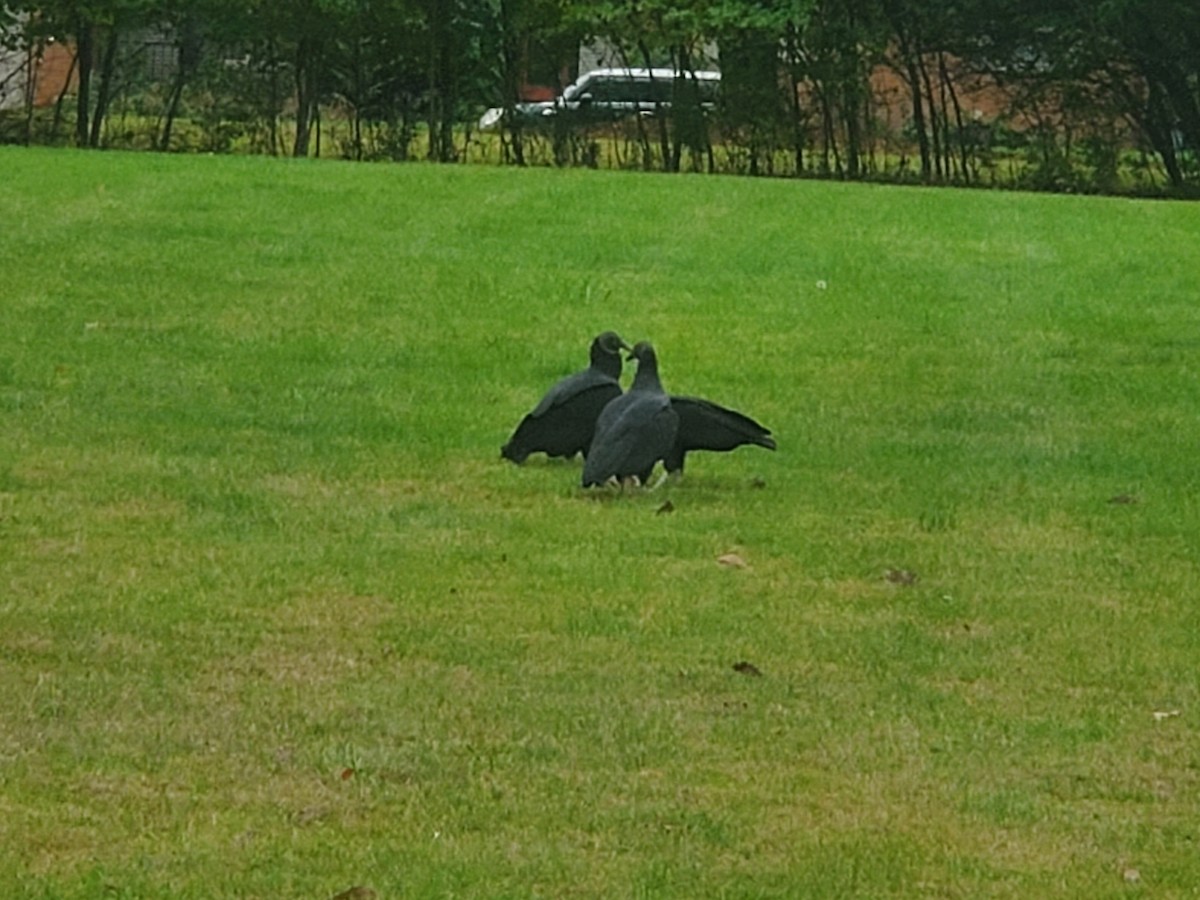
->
[1122,868,1141,884]
[732,661,763,677]
[340,767,356,781]
[717,553,748,569]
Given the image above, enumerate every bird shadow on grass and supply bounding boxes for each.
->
[573,473,770,507]
[503,456,583,470]
[499,454,772,507]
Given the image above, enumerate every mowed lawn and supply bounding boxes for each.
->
[2,146,1199,898]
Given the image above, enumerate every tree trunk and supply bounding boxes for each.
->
[669,46,684,173]
[160,75,186,151]
[351,105,363,161]
[162,21,203,152]
[425,15,457,163]
[74,21,93,148]
[883,1,931,182]
[917,54,942,180]
[817,82,841,176]
[1152,63,1200,164]
[785,21,805,175]
[160,56,191,152]
[671,45,708,173]
[507,122,526,167]
[293,37,319,157]
[347,28,364,160]
[268,68,280,155]
[51,49,77,141]
[636,39,672,172]
[498,0,526,166]
[939,53,970,182]
[843,82,862,178]
[1144,81,1185,188]
[934,52,952,178]
[615,44,653,170]
[89,27,120,148]
[21,39,38,144]
[840,4,864,179]
[439,86,456,162]
[905,53,930,180]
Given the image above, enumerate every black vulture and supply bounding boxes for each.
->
[583,341,679,487]
[665,396,777,475]
[501,331,631,464]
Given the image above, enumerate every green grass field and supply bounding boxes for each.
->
[2,146,1199,898]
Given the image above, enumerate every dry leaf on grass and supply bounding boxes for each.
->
[717,553,747,569]
[732,661,763,677]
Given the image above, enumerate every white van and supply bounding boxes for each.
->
[480,67,720,131]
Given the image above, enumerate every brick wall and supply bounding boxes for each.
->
[33,42,77,106]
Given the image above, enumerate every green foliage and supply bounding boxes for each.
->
[3,0,1198,191]
[2,146,1200,896]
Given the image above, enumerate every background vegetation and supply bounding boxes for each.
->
[2,145,1200,896]
[1,0,1198,194]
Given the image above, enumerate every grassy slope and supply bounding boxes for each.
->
[1,147,1199,897]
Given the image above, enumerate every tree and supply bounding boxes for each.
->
[8,0,161,148]
[571,0,724,172]
[1096,0,1200,187]
[239,0,339,157]
[483,0,574,166]
[796,0,886,178]
[716,1,809,176]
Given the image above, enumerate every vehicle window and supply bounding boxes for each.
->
[588,79,621,102]
[650,79,674,104]
[561,70,721,109]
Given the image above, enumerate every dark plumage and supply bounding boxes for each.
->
[665,396,777,474]
[583,342,679,487]
[501,331,631,464]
